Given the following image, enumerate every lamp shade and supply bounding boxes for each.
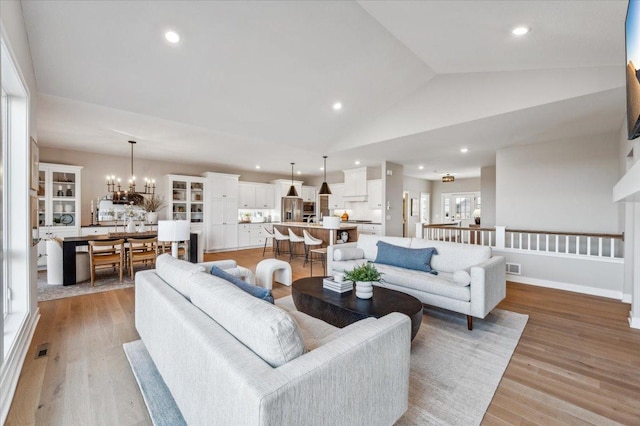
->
[286,185,299,197]
[158,220,190,242]
[473,209,481,218]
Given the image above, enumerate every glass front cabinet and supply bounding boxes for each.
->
[167,175,206,228]
[37,163,83,266]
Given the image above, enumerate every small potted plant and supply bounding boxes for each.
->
[142,195,165,224]
[343,263,382,299]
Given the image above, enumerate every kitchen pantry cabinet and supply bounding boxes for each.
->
[301,186,316,203]
[203,172,239,251]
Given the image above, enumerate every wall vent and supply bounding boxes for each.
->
[505,263,521,275]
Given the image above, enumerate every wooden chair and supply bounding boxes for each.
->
[88,239,125,286]
[128,237,159,279]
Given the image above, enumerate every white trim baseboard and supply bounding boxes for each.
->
[629,312,640,329]
[0,309,40,424]
[622,293,632,304]
[507,274,623,300]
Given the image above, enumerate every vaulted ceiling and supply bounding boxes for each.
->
[21,0,627,180]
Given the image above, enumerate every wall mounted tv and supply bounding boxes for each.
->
[627,0,640,139]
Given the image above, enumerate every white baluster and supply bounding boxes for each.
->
[598,237,603,257]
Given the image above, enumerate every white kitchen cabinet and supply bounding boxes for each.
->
[239,183,275,209]
[238,223,271,248]
[367,179,383,209]
[255,184,275,209]
[206,223,238,251]
[328,183,344,209]
[343,167,367,198]
[167,175,206,225]
[271,179,303,208]
[203,172,240,251]
[238,223,252,247]
[239,183,255,209]
[203,172,239,198]
[359,224,382,236]
[302,186,316,203]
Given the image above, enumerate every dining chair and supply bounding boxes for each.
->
[88,239,125,286]
[128,237,159,279]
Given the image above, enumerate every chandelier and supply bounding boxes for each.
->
[106,140,155,204]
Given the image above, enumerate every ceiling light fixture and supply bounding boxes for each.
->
[355,160,361,165]
[512,26,529,36]
[319,156,332,195]
[106,141,155,204]
[286,163,299,197]
[165,30,180,43]
[460,148,469,153]
[442,174,455,183]
[419,165,424,170]
[255,165,261,169]
[332,101,342,111]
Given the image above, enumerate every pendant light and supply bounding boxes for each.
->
[318,155,332,195]
[286,162,299,197]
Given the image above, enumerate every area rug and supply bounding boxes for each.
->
[124,298,527,426]
[37,269,136,302]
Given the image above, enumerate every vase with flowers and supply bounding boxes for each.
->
[142,195,165,224]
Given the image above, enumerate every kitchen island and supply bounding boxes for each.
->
[273,222,358,248]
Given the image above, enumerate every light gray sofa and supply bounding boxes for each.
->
[135,254,411,426]
[327,235,506,330]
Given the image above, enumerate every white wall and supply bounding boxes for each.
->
[430,177,481,223]
[383,161,404,236]
[480,166,496,228]
[496,132,620,233]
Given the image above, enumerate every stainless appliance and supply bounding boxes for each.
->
[302,201,315,220]
[282,197,303,222]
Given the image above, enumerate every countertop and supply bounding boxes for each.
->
[274,222,357,229]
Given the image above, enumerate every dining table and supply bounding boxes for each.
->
[57,231,199,286]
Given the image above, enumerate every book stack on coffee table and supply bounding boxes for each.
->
[322,278,353,293]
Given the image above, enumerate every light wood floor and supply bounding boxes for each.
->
[6,248,640,425]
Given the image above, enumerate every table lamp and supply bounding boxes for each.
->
[158,220,190,258]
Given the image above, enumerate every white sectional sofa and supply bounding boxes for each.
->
[135,254,411,426]
[327,235,506,330]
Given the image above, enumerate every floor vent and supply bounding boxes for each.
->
[506,263,521,275]
[36,343,49,359]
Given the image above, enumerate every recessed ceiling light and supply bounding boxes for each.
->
[332,102,342,111]
[255,165,260,169]
[512,26,529,36]
[355,160,360,165]
[320,167,324,171]
[297,171,302,175]
[165,30,180,44]
[460,148,469,153]
[419,165,424,170]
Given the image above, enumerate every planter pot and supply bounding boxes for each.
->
[355,281,374,299]
[147,212,158,224]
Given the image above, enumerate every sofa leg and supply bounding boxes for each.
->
[467,315,473,330]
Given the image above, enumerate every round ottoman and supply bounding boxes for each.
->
[255,259,292,290]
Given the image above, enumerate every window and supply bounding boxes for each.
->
[1,89,6,319]
[441,192,481,223]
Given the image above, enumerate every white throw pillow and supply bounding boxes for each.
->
[155,254,206,299]
[333,247,365,261]
[453,270,472,286]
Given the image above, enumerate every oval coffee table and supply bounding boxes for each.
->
[291,276,423,341]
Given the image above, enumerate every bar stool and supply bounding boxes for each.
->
[309,247,327,277]
[273,227,290,257]
[262,226,275,257]
[287,228,305,262]
[302,230,323,266]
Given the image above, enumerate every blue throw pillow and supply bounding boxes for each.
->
[210,265,274,304]
[374,241,438,273]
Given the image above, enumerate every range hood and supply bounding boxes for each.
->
[342,167,368,201]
